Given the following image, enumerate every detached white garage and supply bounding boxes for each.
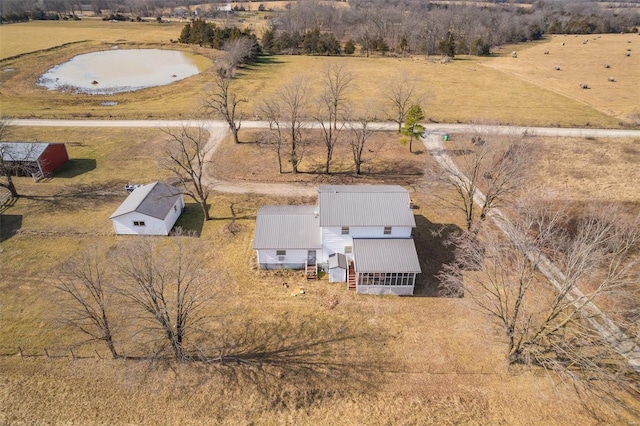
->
[110,182,184,236]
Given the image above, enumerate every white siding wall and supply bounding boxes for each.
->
[356,285,414,296]
[320,226,413,262]
[321,227,353,263]
[257,249,310,269]
[329,267,347,283]
[162,197,184,232]
[349,226,412,238]
[112,213,169,235]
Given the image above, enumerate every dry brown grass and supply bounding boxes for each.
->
[0,26,625,127]
[483,34,640,126]
[2,125,634,423]
[213,129,428,186]
[0,19,186,60]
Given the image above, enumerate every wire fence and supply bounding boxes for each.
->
[0,345,506,375]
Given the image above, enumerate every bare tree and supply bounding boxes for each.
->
[261,78,310,174]
[116,236,211,362]
[346,111,375,176]
[314,62,353,174]
[55,246,120,359]
[429,131,532,233]
[162,125,213,221]
[440,203,640,417]
[222,37,257,69]
[382,73,424,132]
[0,118,40,198]
[204,64,247,145]
[258,100,285,174]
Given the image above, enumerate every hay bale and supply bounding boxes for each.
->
[561,41,566,46]
[544,50,550,55]
[608,77,616,82]
[580,83,589,89]
[626,53,631,57]
[555,66,561,71]
[604,64,611,68]
[511,51,517,58]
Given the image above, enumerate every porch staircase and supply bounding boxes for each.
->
[347,262,356,291]
[306,250,317,280]
[306,263,317,280]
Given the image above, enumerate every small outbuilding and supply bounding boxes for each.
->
[110,181,184,235]
[328,253,347,283]
[0,142,69,180]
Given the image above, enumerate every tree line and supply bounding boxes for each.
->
[4,1,639,56]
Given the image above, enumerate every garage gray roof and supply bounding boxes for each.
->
[0,142,50,162]
[318,185,415,227]
[353,238,421,273]
[253,205,322,250]
[110,182,182,220]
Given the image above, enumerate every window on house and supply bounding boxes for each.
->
[384,226,392,235]
[344,246,352,254]
[133,221,146,227]
[341,226,349,235]
[276,250,286,256]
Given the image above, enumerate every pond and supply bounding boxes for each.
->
[38,49,211,95]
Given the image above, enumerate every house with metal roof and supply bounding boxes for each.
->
[0,142,69,181]
[253,185,421,295]
[110,182,184,235]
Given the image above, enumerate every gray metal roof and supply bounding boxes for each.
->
[318,185,415,227]
[253,205,322,250]
[0,142,51,162]
[110,182,182,220]
[328,253,347,269]
[353,238,421,273]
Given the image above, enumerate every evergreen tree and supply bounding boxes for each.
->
[401,104,425,153]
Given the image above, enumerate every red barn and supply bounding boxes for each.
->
[0,142,69,180]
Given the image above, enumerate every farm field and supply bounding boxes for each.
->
[1,17,640,425]
[1,126,637,424]
[1,20,637,127]
[483,34,640,126]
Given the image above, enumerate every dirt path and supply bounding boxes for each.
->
[422,131,640,373]
[201,124,317,197]
[10,119,640,199]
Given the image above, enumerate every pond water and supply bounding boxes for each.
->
[38,49,210,95]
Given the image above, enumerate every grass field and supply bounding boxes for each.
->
[1,124,639,423]
[483,34,640,125]
[1,19,640,424]
[1,20,637,127]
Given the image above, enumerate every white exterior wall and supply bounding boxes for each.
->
[349,226,412,238]
[321,227,353,263]
[320,226,413,262]
[329,267,347,283]
[257,249,317,269]
[111,196,183,236]
[356,285,414,296]
[112,213,170,235]
[163,196,184,232]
